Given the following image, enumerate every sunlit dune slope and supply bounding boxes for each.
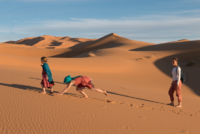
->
[52,33,155,57]
[5,35,96,49]
[0,33,154,57]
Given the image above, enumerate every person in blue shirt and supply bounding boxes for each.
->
[40,57,54,94]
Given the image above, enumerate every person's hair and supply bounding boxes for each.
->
[41,57,48,63]
[172,57,178,62]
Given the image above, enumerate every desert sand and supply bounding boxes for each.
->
[0,33,200,134]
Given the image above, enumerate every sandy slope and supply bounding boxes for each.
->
[0,34,200,134]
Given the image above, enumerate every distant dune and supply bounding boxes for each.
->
[0,33,154,57]
[5,35,96,49]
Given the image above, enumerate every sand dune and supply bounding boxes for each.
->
[0,33,200,134]
[133,40,200,52]
[5,35,96,49]
[175,39,190,42]
[50,33,155,57]
[131,39,200,97]
[0,33,154,57]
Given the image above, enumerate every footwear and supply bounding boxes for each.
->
[49,91,54,94]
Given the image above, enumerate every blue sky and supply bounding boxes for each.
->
[0,0,200,43]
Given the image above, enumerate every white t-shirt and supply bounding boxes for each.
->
[172,66,181,85]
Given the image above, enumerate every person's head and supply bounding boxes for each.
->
[64,75,72,85]
[41,57,48,64]
[172,57,178,66]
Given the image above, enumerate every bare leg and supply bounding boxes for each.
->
[176,102,182,108]
[77,87,88,98]
[168,101,174,106]
[41,86,46,94]
[93,88,108,96]
[49,87,53,94]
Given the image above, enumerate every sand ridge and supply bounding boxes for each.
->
[5,35,96,49]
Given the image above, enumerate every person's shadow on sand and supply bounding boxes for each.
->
[107,91,166,105]
[0,82,42,92]
[0,82,167,105]
[0,82,81,97]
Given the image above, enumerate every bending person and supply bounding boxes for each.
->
[168,57,182,107]
[57,75,108,98]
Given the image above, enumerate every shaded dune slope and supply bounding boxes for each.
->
[0,33,154,57]
[6,36,45,46]
[131,40,200,96]
[5,35,95,48]
[53,33,154,57]
[131,40,200,52]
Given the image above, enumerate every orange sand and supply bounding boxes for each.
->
[0,33,200,134]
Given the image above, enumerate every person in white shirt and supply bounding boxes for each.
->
[168,58,182,107]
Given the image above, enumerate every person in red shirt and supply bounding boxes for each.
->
[57,75,108,98]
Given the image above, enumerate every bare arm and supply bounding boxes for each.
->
[177,67,181,85]
[58,80,75,95]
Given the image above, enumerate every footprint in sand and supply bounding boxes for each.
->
[122,125,134,130]
[137,116,146,119]
[158,107,165,111]
[118,101,125,105]
[176,129,190,133]
[146,55,156,59]
[105,98,115,103]
[106,98,112,103]
[130,104,134,107]
[136,58,143,61]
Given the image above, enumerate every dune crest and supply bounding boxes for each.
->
[5,35,96,49]
[0,33,154,57]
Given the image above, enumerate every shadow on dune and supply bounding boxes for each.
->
[50,40,63,46]
[68,38,85,43]
[52,34,132,57]
[131,43,200,96]
[52,41,124,57]
[130,40,200,52]
[0,82,169,104]
[107,91,166,105]
[0,82,42,92]
[0,82,82,97]
[7,37,45,46]
[29,78,167,104]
